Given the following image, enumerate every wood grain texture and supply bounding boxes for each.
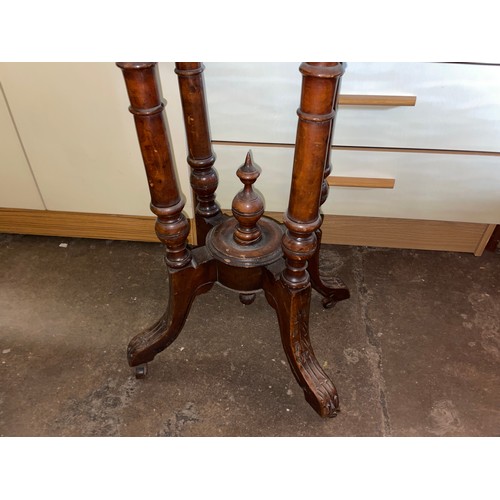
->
[0,208,194,245]
[225,210,489,254]
[327,176,395,189]
[1,208,491,255]
[282,62,345,289]
[117,62,192,269]
[474,224,497,256]
[320,214,488,254]
[175,62,224,245]
[338,94,416,106]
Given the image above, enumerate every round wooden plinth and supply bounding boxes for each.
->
[206,216,284,268]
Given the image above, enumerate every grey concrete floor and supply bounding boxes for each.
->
[0,233,499,436]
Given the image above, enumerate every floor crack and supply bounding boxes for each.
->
[352,246,392,436]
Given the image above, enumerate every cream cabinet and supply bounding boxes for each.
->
[0,63,192,217]
[204,62,500,229]
[212,144,500,224]
[204,62,500,152]
[0,62,498,254]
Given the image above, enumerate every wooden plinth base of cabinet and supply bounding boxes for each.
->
[319,215,495,256]
[0,208,195,246]
[0,208,495,256]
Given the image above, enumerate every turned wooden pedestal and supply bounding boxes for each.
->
[117,62,349,418]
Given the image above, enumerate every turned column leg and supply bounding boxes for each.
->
[117,63,214,374]
[309,71,350,308]
[282,63,346,288]
[117,62,191,268]
[175,63,224,246]
[279,62,345,416]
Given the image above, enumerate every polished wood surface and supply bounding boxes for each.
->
[232,152,265,245]
[174,63,224,245]
[282,62,344,291]
[206,152,283,269]
[117,62,191,269]
[308,69,351,309]
[117,62,350,417]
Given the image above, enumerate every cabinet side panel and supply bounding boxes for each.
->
[0,83,45,210]
[0,63,192,217]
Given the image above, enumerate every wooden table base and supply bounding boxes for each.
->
[117,62,349,418]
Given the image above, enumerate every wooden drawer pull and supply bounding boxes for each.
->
[327,176,395,189]
[339,95,416,106]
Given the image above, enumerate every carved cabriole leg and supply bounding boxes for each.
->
[308,69,350,308]
[175,63,225,246]
[263,267,339,417]
[127,247,217,366]
[278,62,345,416]
[117,63,214,370]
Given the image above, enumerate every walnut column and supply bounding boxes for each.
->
[116,62,191,269]
[267,62,347,417]
[308,64,350,307]
[175,63,224,245]
[282,62,345,288]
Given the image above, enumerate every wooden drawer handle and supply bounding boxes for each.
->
[327,176,395,189]
[339,95,416,106]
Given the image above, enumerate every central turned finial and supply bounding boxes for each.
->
[232,151,265,245]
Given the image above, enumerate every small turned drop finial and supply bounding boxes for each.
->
[232,151,265,245]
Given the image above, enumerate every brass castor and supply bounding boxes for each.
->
[134,363,148,379]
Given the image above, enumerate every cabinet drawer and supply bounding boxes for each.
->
[336,63,500,152]
[205,63,500,152]
[212,144,500,224]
